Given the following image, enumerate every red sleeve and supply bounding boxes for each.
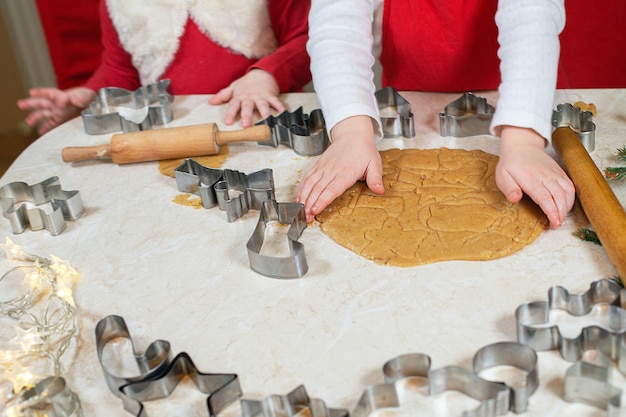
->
[250,0,311,92]
[84,0,141,92]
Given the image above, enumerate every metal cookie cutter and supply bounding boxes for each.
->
[439,92,495,137]
[241,385,348,417]
[246,200,308,279]
[352,352,511,417]
[375,86,415,138]
[121,352,243,417]
[95,315,173,397]
[257,107,330,156]
[515,279,626,372]
[472,342,538,413]
[81,79,173,135]
[552,102,596,152]
[564,361,623,414]
[5,377,78,417]
[0,176,84,236]
[174,159,275,222]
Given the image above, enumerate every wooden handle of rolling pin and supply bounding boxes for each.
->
[552,126,626,278]
[61,123,270,164]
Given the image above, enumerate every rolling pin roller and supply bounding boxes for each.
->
[61,123,270,164]
[552,126,626,279]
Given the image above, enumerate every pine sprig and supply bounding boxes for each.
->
[576,228,602,245]
[604,146,626,181]
[616,146,626,162]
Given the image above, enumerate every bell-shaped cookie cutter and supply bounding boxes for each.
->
[552,102,596,152]
[81,79,173,135]
[375,86,415,138]
[241,385,348,417]
[174,158,275,222]
[515,279,626,372]
[0,176,84,236]
[439,92,495,137]
[257,107,330,156]
[246,200,308,279]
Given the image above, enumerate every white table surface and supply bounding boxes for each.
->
[1,90,625,417]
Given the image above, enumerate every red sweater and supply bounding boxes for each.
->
[85,0,311,95]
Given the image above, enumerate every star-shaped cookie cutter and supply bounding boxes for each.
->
[257,107,330,156]
[95,315,242,417]
[0,176,84,236]
[439,92,495,137]
[81,79,173,135]
[246,200,308,279]
[241,385,348,417]
[515,278,626,372]
[174,158,275,222]
[552,102,596,152]
[375,86,415,138]
[352,350,514,417]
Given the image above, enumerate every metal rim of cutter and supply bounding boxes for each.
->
[439,92,495,138]
[552,102,596,152]
[241,385,348,417]
[375,86,416,138]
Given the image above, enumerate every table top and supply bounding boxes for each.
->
[1,90,625,416]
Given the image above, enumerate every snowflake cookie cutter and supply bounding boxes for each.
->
[352,347,528,417]
[439,92,495,137]
[246,199,308,279]
[240,385,348,417]
[0,176,84,236]
[375,86,415,138]
[256,106,330,156]
[95,315,242,417]
[81,79,173,135]
[174,158,275,222]
[515,278,626,372]
[552,102,596,152]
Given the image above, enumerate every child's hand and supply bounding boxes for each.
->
[17,87,96,135]
[209,69,285,128]
[297,115,384,223]
[496,126,575,228]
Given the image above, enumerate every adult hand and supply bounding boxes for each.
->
[209,69,285,128]
[17,87,96,135]
[297,115,384,223]
[496,125,575,228]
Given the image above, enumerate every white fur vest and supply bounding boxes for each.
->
[106,0,278,85]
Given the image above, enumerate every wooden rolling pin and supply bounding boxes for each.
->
[62,123,270,164]
[552,126,626,278]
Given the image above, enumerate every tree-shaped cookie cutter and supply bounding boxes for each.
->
[174,158,275,222]
[95,315,242,417]
[0,176,84,236]
[241,385,347,417]
[81,79,173,135]
[439,92,495,137]
[257,107,330,156]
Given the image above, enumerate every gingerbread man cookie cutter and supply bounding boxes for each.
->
[81,79,173,135]
[0,176,84,236]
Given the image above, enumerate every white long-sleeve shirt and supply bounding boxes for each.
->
[307,0,565,141]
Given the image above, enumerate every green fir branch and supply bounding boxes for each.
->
[616,146,626,162]
[605,166,626,181]
[576,228,602,245]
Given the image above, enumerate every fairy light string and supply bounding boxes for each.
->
[0,237,82,417]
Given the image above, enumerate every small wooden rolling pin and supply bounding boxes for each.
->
[62,123,270,164]
[552,126,626,278]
